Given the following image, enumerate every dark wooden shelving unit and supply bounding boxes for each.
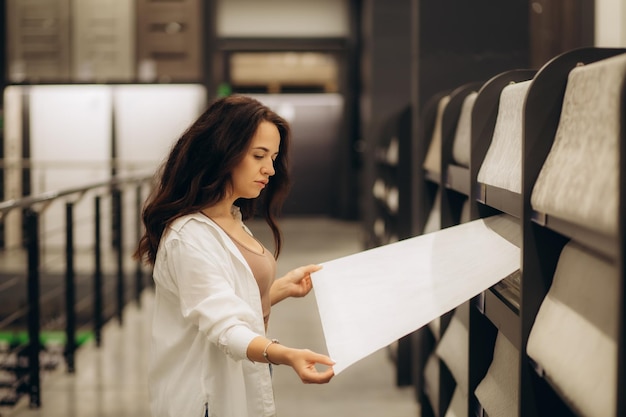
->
[407,90,452,406]
[370,104,416,387]
[520,47,626,417]
[418,81,486,417]
[419,90,453,230]
[469,69,537,220]
[413,46,626,417]
[439,81,484,229]
[371,105,412,247]
[412,48,626,416]
[465,69,536,417]
[464,77,537,404]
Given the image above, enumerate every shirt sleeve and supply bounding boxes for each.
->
[166,236,261,361]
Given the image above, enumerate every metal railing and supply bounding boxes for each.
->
[0,174,152,408]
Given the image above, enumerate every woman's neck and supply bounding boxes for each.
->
[202,201,236,221]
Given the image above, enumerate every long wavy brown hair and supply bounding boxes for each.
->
[134,95,291,265]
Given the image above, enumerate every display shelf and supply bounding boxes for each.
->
[465,69,534,417]
[441,82,484,201]
[468,300,498,417]
[476,185,521,219]
[468,69,536,416]
[417,90,452,236]
[469,69,536,221]
[465,72,534,402]
[369,105,413,384]
[419,82,485,417]
[420,311,456,417]
[426,83,482,191]
[439,83,484,235]
[370,105,411,247]
[423,170,440,185]
[521,47,626,417]
[476,213,522,341]
[482,286,521,350]
[445,164,470,196]
[414,46,626,417]
[492,270,521,313]
[532,211,617,260]
[415,89,455,417]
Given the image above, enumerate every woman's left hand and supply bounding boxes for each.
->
[281,264,323,298]
[271,264,323,305]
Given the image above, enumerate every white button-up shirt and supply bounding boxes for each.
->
[149,210,276,417]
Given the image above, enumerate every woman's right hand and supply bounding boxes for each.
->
[285,348,335,384]
[248,337,335,383]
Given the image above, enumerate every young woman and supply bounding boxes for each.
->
[134,95,335,417]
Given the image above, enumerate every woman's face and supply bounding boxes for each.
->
[231,120,281,199]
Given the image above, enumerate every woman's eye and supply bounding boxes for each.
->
[254,154,264,160]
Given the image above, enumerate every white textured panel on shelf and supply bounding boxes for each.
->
[423,95,451,176]
[460,198,471,223]
[477,80,531,193]
[526,242,618,417]
[437,311,469,391]
[372,178,386,200]
[428,317,441,342]
[444,386,468,417]
[451,92,477,168]
[386,136,399,165]
[387,186,399,214]
[424,189,442,234]
[531,53,626,236]
[424,351,441,417]
[475,332,519,417]
[373,218,385,238]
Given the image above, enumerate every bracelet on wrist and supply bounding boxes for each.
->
[263,338,280,365]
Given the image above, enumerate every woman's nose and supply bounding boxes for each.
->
[264,161,276,176]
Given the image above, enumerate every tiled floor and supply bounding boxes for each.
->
[2,217,419,417]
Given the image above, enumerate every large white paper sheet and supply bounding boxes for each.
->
[311,218,520,374]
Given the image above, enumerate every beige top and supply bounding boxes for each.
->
[229,233,276,328]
